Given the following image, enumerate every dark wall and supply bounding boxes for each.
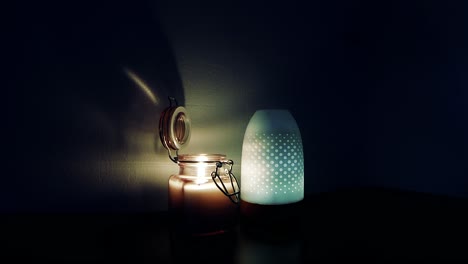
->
[358,1,468,197]
[277,0,468,196]
[5,0,184,212]
[4,0,467,212]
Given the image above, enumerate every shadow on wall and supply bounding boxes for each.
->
[5,0,183,212]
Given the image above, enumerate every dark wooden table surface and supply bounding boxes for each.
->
[2,188,467,263]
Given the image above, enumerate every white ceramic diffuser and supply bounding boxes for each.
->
[241,109,304,205]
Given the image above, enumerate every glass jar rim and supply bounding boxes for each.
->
[177,153,227,162]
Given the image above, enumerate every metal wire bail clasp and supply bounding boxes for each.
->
[211,160,240,204]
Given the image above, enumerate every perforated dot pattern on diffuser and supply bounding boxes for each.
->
[241,131,304,205]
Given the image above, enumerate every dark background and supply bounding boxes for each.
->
[4,0,467,212]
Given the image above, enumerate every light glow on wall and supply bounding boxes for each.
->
[124,67,159,105]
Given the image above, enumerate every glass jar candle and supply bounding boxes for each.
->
[168,154,240,236]
[159,97,240,236]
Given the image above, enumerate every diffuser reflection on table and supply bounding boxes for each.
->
[240,109,304,231]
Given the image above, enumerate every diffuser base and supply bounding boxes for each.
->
[239,199,305,240]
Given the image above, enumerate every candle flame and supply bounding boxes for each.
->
[197,162,207,178]
[196,155,209,184]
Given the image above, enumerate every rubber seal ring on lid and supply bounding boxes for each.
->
[159,97,191,163]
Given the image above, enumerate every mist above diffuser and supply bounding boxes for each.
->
[241,109,304,205]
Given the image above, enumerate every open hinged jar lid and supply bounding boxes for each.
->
[159,97,191,163]
[158,97,240,203]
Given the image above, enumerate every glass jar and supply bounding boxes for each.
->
[168,154,240,236]
[159,98,240,236]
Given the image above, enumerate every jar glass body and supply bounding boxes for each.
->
[168,154,239,236]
